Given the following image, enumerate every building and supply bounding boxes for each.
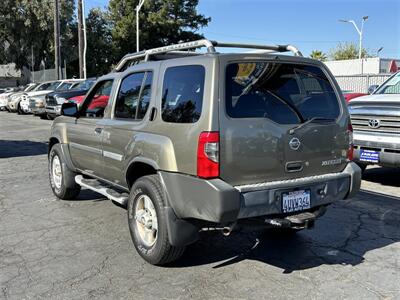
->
[324,57,400,76]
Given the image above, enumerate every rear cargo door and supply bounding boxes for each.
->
[219,60,348,186]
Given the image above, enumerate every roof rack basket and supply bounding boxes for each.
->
[115,39,303,71]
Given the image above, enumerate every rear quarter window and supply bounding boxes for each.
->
[225,62,340,124]
[161,65,205,123]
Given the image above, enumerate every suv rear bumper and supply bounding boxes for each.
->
[159,162,361,224]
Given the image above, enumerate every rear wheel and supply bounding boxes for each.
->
[127,175,185,265]
[48,144,81,199]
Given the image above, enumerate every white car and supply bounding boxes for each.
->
[0,87,21,111]
[6,83,38,113]
[21,80,82,115]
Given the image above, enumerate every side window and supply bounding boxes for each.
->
[81,80,113,118]
[114,71,153,120]
[161,65,205,123]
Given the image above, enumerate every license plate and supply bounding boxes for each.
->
[359,149,379,163]
[282,190,311,213]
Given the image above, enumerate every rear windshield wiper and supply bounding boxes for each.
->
[288,117,336,135]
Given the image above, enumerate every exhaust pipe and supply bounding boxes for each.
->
[200,223,236,236]
[222,227,232,236]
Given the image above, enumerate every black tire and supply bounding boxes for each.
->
[17,103,24,115]
[47,114,55,120]
[127,175,185,265]
[48,144,81,200]
[40,114,47,119]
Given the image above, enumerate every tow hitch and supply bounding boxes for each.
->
[264,206,327,230]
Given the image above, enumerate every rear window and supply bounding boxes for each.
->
[161,65,205,123]
[225,62,340,124]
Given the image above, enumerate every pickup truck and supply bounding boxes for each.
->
[348,71,400,170]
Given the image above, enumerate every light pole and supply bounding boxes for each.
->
[377,46,383,58]
[136,0,146,52]
[339,16,369,59]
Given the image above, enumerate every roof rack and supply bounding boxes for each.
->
[114,39,303,72]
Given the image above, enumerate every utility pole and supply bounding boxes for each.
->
[82,0,87,79]
[31,46,35,82]
[78,0,84,79]
[136,0,146,52]
[54,0,61,80]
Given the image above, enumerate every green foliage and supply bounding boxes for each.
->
[329,42,370,60]
[0,0,210,77]
[0,0,76,70]
[309,50,327,61]
[108,0,210,61]
[85,8,113,77]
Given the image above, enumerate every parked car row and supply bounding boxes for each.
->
[0,78,96,119]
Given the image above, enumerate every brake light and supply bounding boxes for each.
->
[197,132,219,178]
[347,123,354,161]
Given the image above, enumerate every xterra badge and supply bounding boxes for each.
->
[322,158,342,166]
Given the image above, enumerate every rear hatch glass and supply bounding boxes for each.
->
[225,62,340,122]
[220,61,346,186]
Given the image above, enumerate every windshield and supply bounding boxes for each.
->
[25,84,37,92]
[225,62,340,124]
[45,81,62,90]
[375,72,400,94]
[74,80,95,90]
[57,82,74,91]
[35,82,53,91]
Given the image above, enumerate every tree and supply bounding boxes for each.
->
[310,50,327,61]
[85,8,113,77]
[329,42,370,60]
[0,0,76,71]
[108,0,210,62]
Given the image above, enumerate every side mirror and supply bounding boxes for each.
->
[61,102,79,118]
[368,85,379,94]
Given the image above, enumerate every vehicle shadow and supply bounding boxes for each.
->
[72,189,108,202]
[362,167,400,187]
[0,140,48,158]
[170,190,400,272]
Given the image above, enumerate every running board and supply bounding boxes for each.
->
[75,175,129,205]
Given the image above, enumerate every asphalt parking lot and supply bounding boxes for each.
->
[0,112,399,299]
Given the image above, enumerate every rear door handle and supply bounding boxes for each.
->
[94,127,103,135]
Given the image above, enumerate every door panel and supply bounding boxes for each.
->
[68,118,104,175]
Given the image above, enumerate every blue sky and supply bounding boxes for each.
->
[85,0,400,58]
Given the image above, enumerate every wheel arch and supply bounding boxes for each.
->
[48,137,60,154]
[126,158,159,188]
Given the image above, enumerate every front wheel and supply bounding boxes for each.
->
[127,175,185,265]
[48,144,81,199]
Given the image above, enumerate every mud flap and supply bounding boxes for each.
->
[165,207,199,247]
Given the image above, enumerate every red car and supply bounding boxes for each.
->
[342,91,367,103]
[67,94,110,111]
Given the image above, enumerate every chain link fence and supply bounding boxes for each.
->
[30,68,66,83]
[334,74,392,93]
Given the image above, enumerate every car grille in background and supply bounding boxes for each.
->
[46,95,57,106]
[351,115,400,134]
[29,99,36,109]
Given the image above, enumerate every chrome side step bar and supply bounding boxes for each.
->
[75,175,129,205]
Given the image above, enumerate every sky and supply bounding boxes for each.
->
[85,0,400,58]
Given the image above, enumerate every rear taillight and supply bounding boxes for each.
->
[197,131,219,178]
[347,123,354,161]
